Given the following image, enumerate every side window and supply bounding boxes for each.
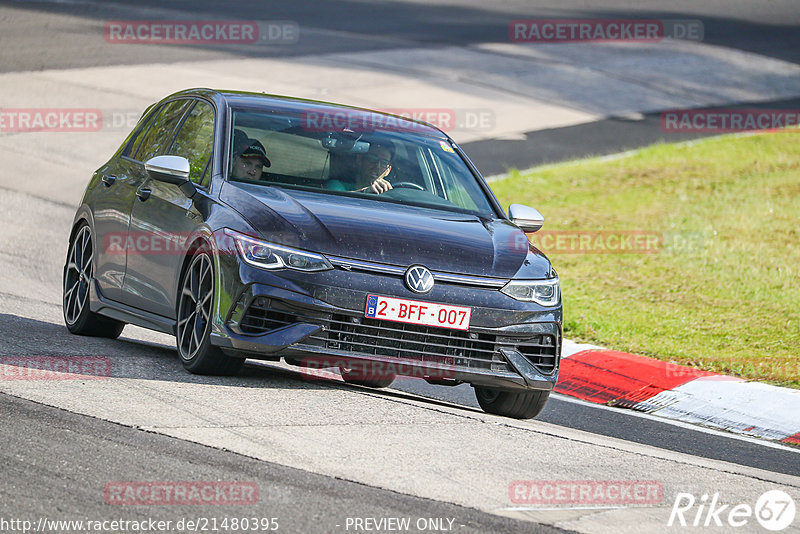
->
[123,106,160,157]
[168,100,215,187]
[133,100,191,163]
[430,150,481,211]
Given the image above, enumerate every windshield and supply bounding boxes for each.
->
[227,109,497,217]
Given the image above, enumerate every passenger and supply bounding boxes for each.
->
[327,142,394,194]
[230,129,271,181]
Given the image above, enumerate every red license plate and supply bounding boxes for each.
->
[365,295,471,331]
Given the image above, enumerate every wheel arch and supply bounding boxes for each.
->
[175,231,217,315]
[65,209,95,274]
[67,208,95,249]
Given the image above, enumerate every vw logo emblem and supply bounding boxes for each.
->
[405,265,434,293]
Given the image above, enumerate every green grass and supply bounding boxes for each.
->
[490,131,800,388]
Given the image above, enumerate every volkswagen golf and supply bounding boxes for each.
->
[63,88,561,419]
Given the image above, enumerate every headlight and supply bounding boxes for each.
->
[224,229,332,272]
[500,278,560,306]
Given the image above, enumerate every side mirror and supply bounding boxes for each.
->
[145,155,196,196]
[509,204,545,233]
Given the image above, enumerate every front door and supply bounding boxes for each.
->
[122,99,215,318]
[92,103,178,302]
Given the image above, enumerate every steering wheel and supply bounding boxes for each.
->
[390,181,424,191]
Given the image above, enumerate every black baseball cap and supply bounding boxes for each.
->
[233,129,271,167]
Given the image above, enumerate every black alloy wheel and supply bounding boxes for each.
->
[63,223,124,338]
[176,246,243,375]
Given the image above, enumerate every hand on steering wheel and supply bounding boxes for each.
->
[369,177,393,194]
[390,181,424,191]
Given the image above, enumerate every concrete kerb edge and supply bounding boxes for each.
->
[558,339,800,448]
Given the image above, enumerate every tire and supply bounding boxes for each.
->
[474,386,550,419]
[340,366,395,388]
[63,223,125,339]
[176,246,243,376]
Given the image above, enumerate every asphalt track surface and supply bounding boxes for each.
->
[383,377,800,478]
[1,1,799,531]
[3,0,800,174]
[3,0,799,69]
[0,392,561,533]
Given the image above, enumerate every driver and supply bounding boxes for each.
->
[231,129,271,181]
[327,142,394,194]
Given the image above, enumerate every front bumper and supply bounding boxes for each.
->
[211,276,562,392]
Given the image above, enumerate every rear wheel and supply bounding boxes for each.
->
[176,246,243,376]
[474,387,550,419]
[340,366,395,388]
[63,223,125,338]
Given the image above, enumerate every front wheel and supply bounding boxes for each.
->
[63,223,125,338]
[474,387,550,419]
[176,246,243,376]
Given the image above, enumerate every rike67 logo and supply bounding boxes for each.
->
[668,490,796,531]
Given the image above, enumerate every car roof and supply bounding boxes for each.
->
[169,88,448,139]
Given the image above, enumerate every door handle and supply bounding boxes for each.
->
[136,187,152,201]
[101,175,116,187]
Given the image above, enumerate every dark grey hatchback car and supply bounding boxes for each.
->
[63,88,561,419]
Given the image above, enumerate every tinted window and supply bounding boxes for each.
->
[124,106,159,157]
[228,109,496,217]
[169,100,215,187]
[133,99,191,162]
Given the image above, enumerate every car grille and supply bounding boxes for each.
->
[503,335,559,373]
[318,314,505,372]
[240,307,299,335]
[239,300,558,375]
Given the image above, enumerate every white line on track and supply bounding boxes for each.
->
[497,506,626,512]
[552,392,800,453]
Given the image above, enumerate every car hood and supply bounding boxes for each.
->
[220,182,552,279]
